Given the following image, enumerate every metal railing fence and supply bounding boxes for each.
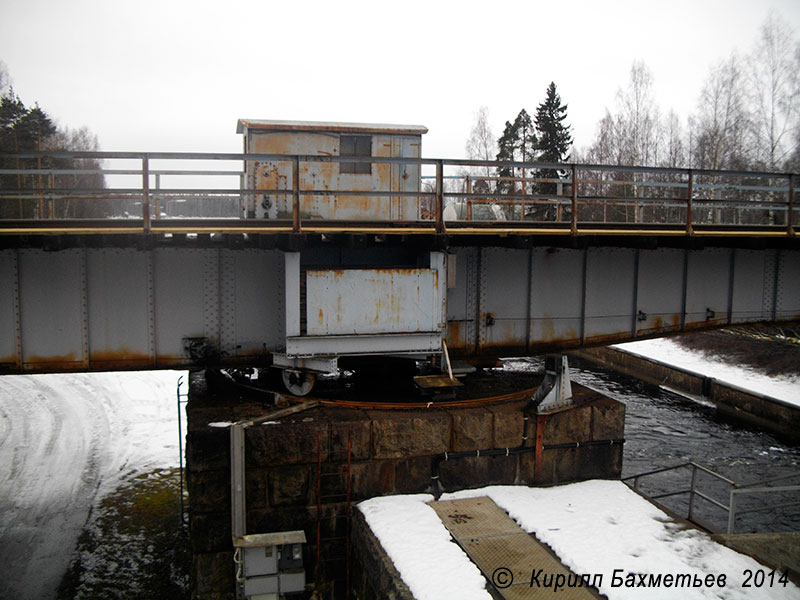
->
[0,150,797,236]
[624,461,800,534]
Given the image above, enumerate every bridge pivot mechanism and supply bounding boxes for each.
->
[532,355,573,413]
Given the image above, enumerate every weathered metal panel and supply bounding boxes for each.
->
[636,248,686,334]
[18,249,85,369]
[229,249,284,356]
[776,249,800,320]
[152,249,209,362]
[287,332,442,357]
[584,247,636,341]
[530,248,584,346]
[305,268,439,336]
[0,250,19,366]
[86,249,152,368]
[445,248,473,352]
[685,248,731,327]
[3,242,799,374]
[730,250,770,323]
[480,248,529,352]
[246,129,422,221]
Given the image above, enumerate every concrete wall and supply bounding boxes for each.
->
[571,346,800,441]
[185,370,625,599]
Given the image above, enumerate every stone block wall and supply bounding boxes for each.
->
[186,370,625,599]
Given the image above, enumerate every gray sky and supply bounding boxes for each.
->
[1,0,799,159]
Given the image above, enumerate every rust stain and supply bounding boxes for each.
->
[583,331,634,345]
[670,313,681,328]
[90,348,153,369]
[318,308,324,325]
[446,321,464,349]
[25,352,78,364]
[540,319,556,342]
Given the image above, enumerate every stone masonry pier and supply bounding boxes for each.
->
[185,370,625,599]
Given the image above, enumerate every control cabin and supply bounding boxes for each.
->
[237,119,428,222]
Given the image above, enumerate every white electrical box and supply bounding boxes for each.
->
[234,530,307,598]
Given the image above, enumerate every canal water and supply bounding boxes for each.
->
[506,356,800,534]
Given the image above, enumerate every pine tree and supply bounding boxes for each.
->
[0,83,106,218]
[534,82,572,197]
[495,109,537,195]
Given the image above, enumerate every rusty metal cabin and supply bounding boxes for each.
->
[237,119,427,222]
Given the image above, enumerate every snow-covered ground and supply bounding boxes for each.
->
[0,370,186,600]
[360,481,800,600]
[616,338,800,406]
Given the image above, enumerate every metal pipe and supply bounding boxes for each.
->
[430,438,625,499]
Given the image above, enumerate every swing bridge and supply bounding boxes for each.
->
[0,144,798,392]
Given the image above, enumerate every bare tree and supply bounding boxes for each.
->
[691,55,751,170]
[585,61,663,167]
[465,106,496,178]
[747,12,800,170]
[661,110,685,169]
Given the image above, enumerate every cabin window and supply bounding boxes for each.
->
[340,135,371,174]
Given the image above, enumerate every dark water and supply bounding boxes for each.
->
[505,356,800,534]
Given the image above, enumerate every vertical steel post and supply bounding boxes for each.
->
[688,464,698,521]
[346,431,352,600]
[686,169,694,235]
[142,154,151,233]
[570,164,578,234]
[727,489,737,534]
[154,173,161,221]
[435,160,444,233]
[292,156,301,233]
[48,172,54,219]
[230,423,246,538]
[788,173,795,236]
[177,376,186,528]
[534,415,546,482]
[631,248,641,338]
[465,175,472,222]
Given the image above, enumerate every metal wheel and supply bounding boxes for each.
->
[281,369,316,396]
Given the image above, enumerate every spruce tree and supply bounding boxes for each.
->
[534,82,572,196]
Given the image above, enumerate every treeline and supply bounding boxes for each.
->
[0,61,109,219]
[460,13,799,225]
[582,39,799,174]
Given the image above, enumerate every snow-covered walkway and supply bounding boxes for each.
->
[360,481,800,599]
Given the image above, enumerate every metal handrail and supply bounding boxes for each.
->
[1,151,797,235]
[623,461,800,534]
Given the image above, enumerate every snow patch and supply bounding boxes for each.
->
[616,338,800,406]
[362,482,800,600]
[358,494,491,600]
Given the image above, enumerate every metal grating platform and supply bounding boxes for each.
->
[429,496,601,599]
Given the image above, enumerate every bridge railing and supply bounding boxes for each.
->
[0,151,796,236]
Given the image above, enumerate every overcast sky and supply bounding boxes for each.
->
[1,0,799,160]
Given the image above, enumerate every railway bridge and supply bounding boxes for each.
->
[1,121,798,395]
